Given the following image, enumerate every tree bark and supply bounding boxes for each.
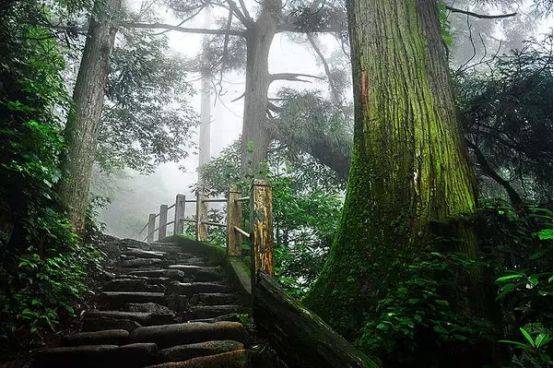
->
[305,0,484,355]
[240,0,281,178]
[58,0,121,233]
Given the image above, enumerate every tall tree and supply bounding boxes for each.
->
[305,0,485,359]
[58,0,121,232]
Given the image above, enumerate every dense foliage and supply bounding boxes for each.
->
[199,140,343,294]
[0,1,102,348]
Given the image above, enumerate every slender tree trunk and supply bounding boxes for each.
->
[305,0,487,361]
[240,0,281,177]
[58,0,121,233]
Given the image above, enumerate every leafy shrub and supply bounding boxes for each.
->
[0,2,101,347]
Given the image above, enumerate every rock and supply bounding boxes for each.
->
[158,340,244,362]
[129,322,248,348]
[62,329,129,347]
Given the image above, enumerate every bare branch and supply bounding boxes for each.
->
[307,33,341,104]
[121,21,246,36]
[446,6,517,19]
[231,91,245,102]
[269,73,324,83]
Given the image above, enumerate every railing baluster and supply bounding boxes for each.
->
[196,188,208,242]
[250,179,274,279]
[174,194,185,235]
[147,213,156,243]
[159,204,168,240]
[226,185,243,256]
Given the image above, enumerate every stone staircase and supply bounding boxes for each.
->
[32,238,257,368]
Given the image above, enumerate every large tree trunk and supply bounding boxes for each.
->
[240,0,281,178]
[305,0,488,363]
[58,0,121,233]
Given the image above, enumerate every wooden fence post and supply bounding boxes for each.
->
[226,186,243,256]
[147,213,156,243]
[196,188,208,242]
[174,194,185,235]
[250,179,274,279]
[159,204,168,240]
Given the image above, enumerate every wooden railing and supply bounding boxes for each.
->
[139,179,274,277]
[138,178,376,368]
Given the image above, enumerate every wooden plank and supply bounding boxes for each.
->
[254,273,379,368]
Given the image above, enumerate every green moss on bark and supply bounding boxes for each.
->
[304,0,479,340]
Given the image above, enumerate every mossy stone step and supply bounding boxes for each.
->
[157,340,244,363]
[129,322,248,348]
[145,349,248,368]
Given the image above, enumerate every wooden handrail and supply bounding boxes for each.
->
[234,226,250,238]
[201,221,226,227]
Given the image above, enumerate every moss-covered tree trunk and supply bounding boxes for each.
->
[305,0,480,344]
[58,0,121,232]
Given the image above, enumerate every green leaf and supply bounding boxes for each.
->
[498,340,530,350]
[536,228,553,240]
[520,327,535,347]
[496,274,523,284]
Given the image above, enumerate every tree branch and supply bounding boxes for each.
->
[307,33,341,104]
[446,6,517,19]
[121,21,246,36]
[270,73,324,83]
[466,139,525,212]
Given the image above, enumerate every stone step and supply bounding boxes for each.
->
[33,343,158,368]
[167,265,223,282]
[145,349,248,368]
[82,317,142,333]
[123,248,167,259]
[129,322,248,348]
[190,293,237,306]
[119,258,164,268]
[102,280,163,293]
[167,282,230,296]
[98,291,166,307]
[62,329,129,347]
[186,305,242,320]
[127,269,185,281]
[84,310,170,326]
[157,340,244,363]
[188,313,244,324]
